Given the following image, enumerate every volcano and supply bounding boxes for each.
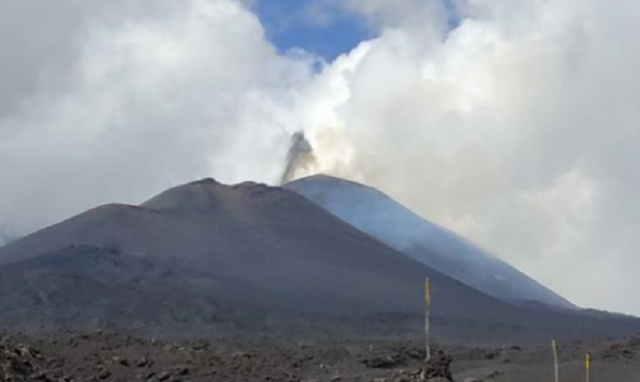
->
[285,175,573,309]
[0,178,637,341]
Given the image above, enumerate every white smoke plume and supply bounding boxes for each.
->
[0,0,315,236]
[1,0,640,314]
[298,0,640,314]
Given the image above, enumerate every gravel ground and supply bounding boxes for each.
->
[2,332,640,382]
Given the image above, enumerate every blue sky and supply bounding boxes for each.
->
[253,0,460,60]
[253,0,370,60]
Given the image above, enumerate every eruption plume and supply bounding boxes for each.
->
[280,132,318,185]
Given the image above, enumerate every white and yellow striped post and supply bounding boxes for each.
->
[585,353,591,382]
[424,277,431,362]
[552,339,559,382]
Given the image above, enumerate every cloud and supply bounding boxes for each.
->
[336,0,448,32]
[2,0,640,316]
[295,0,640,314]
[0,0,316,236]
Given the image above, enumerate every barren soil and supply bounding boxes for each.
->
[2,331,640,382]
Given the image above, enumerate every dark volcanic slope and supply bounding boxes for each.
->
[0,179,515,333]
[0,179,638,342]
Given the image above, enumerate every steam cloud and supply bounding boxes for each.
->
[1,0,640,314]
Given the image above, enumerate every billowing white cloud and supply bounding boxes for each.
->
[1,0,640,315]
[0,0,316,236]
[297,0,640,314]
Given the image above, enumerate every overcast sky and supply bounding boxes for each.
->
[1,0,640,315]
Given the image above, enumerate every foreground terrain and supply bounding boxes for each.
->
[2,331,640,382]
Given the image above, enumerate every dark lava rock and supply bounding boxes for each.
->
[602,343,636,360]
[422,351,454,382]
[362,355,406,369]
[136,357,150,368]
[387,350,455,382]
[0,337,65,382]
[362,347,425,369]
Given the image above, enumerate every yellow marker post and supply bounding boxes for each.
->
[585,353,591,382]
[424,277,431,362]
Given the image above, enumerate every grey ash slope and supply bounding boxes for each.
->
[285,175,573,309]
[0,178,638,342]
[0,179,514,333]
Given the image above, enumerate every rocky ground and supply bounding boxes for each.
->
[2,332,640,382]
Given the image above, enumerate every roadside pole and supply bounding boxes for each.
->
[425,277,431,362]
[552,339,559,382]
